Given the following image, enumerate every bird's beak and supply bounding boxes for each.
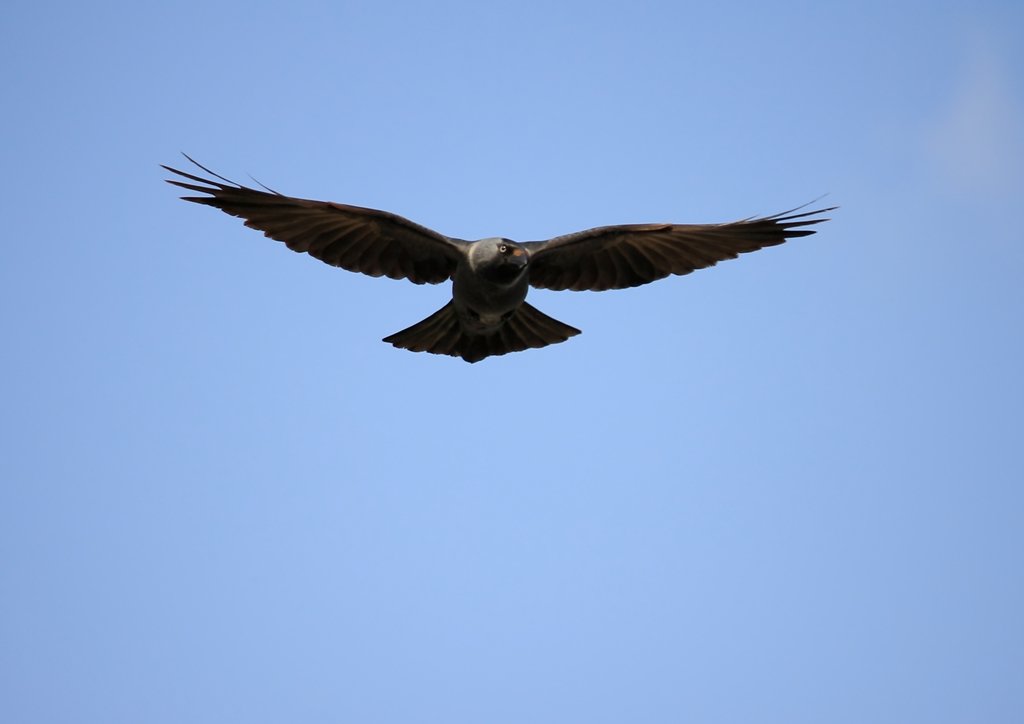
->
[511,247,527,265]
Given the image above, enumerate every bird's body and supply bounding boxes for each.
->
[164,156,834,362]
[453,239,529,332]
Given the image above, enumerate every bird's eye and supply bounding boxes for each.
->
[498,244,508,254]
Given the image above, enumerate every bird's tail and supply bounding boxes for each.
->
[383,301,580,363]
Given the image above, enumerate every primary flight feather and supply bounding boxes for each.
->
[164,155,834,363]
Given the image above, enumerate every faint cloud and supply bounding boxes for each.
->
[926,32,1024,196]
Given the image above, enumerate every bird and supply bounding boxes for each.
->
[163,156,834,363]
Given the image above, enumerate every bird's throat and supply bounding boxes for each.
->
[481,262,525,285]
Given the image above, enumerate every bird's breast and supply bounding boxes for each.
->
[452,264,529,328]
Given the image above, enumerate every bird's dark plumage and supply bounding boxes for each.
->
[164,156,834,363]
[523,210,828,292]
[164,157,464,285]
[382,301,581,364]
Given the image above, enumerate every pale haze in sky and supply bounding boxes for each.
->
[2,2,1023,723]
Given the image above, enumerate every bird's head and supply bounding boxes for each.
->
[471,238,528,284]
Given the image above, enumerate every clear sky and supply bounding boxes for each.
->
[2,1,1023,722]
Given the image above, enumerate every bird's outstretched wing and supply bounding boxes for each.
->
[163,156,466,285]
[523,206,835,292]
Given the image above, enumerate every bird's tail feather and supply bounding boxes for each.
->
[383,302,580,363]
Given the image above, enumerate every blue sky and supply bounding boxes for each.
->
[2,1,1023,722]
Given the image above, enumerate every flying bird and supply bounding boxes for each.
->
[164,156,833,363]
